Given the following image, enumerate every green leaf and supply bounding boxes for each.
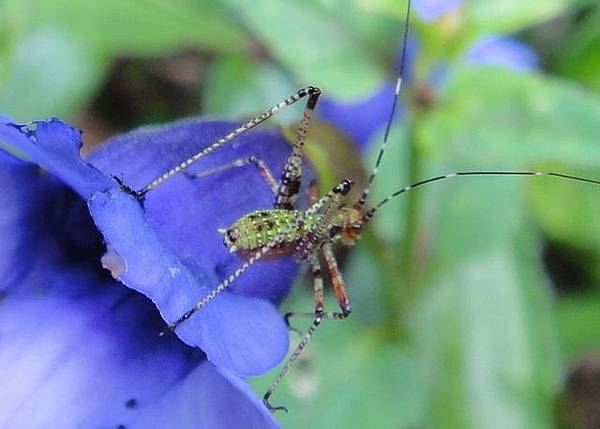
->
[301,0,403,61]
[421,67,600,252]
[343,242,386,325]
[0,28,101,122]
[10,0,246,58]
[409,66,600,428]
[203,56,299,122]
[222,0,385,100]
[421,67,600,168]
[555,6,600,90]
[465,0,570,34]
[367,123,411,246]
[411,181,562,429]
[528,168,600,252]
[556,292,600,359]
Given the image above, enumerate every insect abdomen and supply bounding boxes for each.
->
[226,209,318,252]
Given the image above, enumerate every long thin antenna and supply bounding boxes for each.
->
[355,0,412,209]
[363,171,600,220]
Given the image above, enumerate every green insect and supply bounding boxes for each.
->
[125,0,600,413]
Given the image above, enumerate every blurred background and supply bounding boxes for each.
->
[2,0,600,428]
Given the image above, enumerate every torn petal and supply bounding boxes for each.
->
[0,118,114,198]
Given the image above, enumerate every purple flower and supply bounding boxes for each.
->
[413,0,463,22]
[0,115,312,427]
[465,35,540,72]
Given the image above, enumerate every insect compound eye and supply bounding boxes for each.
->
[329,225,342,239]
[226,229,237,243]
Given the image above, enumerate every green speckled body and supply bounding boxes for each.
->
[226,209,320,252]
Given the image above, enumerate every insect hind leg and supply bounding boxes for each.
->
[322,243,351,316]
[275,86,321,210]
[137,86,321,196]
[264,254,350,413]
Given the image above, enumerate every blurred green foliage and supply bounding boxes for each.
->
[1,0,600,428]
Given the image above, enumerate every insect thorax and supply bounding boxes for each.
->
[222,209,320,253]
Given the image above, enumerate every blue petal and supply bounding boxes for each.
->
[319,82,398,152]
[413,0,462,21]
[0,148,280,425]
[465,35,540,72]
[0,141,106,293]
[0,265,279,428]
[0,118,114,198]
[0,151,58,291]
[134,365,279,428]
[0,115,303,376]
[88,189,289,376]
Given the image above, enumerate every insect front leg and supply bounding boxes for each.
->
[293,178,355,261]
[159,232,291,335]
